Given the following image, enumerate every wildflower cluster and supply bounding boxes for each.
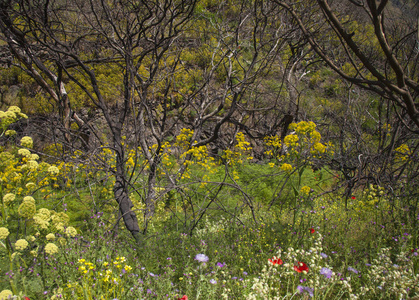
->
[394,144,411,162]
[245,231,350,299]
[350,184,388,214]
[264,121,333,174]
[175,128,194,149]
[358,247,419,298]
[0,105,28,135]
[66,256,133,299]
[222,132,253,165]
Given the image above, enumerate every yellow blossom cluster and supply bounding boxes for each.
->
[175,128,194,149]
[20,136,34,148]
[300,186,311,196]
[18,196,36,219]
[222,132,253,166]
[264,121,333,170]
[2,193,15,206]
[64,226,78,238]
[33,207,70,233]
[15,239,29,251]
[353,184,386,212]
[0,227,10,239]
[0,106,28,133]
[394,144,410,162]
[280,163,293,173]
[45,242,59,255]
[0,290,13,300]
[67,256,133,298]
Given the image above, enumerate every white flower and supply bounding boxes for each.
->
[194,253,209,263]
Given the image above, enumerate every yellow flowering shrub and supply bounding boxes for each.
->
[222,132,253,165]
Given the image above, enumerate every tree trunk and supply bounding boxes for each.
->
[113,137,141,243]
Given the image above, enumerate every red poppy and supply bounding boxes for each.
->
[178,296,188,300]
[351,196,356,200]
[24,298,30,300]
[294,262,309,273]
[268,256,283,265]
[310,228,315,234]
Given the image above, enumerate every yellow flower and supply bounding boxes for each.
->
[46,233,56,241]
[312,142,326,154]
[8,106,21,113]
[15,239,29,251]
[20,136,33,148]
[300,186,311,196]
[27,160,39,170]
[34,216,50,230]
[65,226,77,238]
[0,227,10,239]
[5,130,16,136]
[30,154,39,161]
[3,193,15,206]
[48,166,60,176]
[284,134,299,147]
[280,163,293,173]
[45,243,59,255]
[26,182,37,189]
[18,196,36,218]
[0,289,13,300]
[124,265,132,272]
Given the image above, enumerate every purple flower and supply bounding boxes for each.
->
[209,279,217,284]
[320,253,328,258]
[347,266,359,274]
[194,254,209,263]
[297,285,314,298]
[320,267,333,279]
[217,262,226,268]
